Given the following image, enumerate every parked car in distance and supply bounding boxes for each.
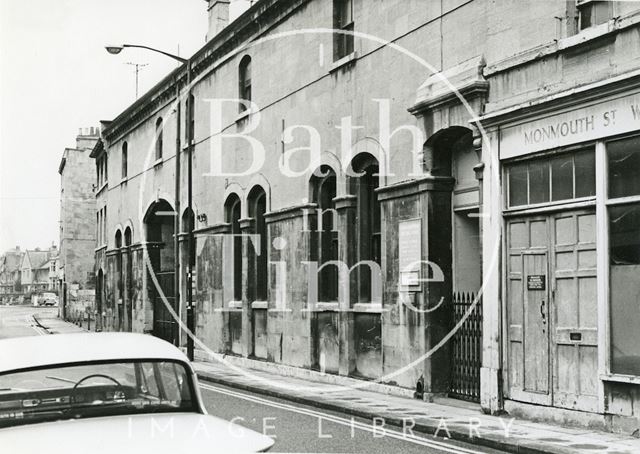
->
[0,333,274,453]
[39,292,58,306]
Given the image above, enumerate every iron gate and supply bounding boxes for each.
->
[152,271,177,345]
[449,291,482,402]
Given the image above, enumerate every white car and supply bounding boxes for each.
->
[0,333,274,453]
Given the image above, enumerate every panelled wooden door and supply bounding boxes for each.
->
[551,211,598,412]
[506,209,598,412]
[507,216,551,405]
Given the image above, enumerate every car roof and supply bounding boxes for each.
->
[0,333,189,373]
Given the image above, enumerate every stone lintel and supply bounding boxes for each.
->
[377,176,455,202]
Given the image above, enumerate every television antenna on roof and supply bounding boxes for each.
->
[125,62,149,99]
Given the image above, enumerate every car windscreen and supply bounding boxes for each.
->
[0,360,197,428]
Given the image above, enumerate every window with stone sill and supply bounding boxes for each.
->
[310,166,339,303]
[333,0,354,61]
[225,194,242,302]
[121,142,128,179]
[238,56,251,113]
[577,0,612,31]
[155,117,163,161]
[349,154,381,304]
[248,187,267,303]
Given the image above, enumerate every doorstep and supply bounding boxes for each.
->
[192,351,640,454]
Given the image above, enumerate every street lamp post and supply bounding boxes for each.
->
[105,44,195,361]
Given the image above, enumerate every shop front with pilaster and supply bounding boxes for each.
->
[486,78,640,432]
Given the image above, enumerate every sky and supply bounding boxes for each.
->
[0,0,208,252]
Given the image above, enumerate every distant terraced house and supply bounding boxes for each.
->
[20,247,58,294]
[0,247,24,296]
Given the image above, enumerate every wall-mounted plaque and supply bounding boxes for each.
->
[527,275,546,291]
[398,218,422,288]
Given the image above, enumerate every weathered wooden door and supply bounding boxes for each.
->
[507,217,551,405]
[506,210,597,411]
[550,211,598,412]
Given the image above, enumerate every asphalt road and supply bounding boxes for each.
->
[198,382,502,454]
[0,305,56,338]
[0,305,503,453]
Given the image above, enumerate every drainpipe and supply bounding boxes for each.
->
[174,73,181,347]
[186,60,195,361]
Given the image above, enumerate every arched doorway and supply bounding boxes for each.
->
[144,199,177,344]
[426,126,483,402]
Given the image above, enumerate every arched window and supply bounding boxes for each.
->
[124,227,132,247]
[349,154,380,303]
[311,166,338,301]
[182,208,195,266]
[225,194,242,301]
[186,94,195,144]
[238,56,252,112]
[155,117,163,160]
[115,230,122,249]
[248,187,267,302]
[121,142,128,179]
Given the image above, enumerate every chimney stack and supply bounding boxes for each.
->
[206,1,230,41]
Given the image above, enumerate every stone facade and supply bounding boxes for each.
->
[59,128,99,318]
[93,0,640,434]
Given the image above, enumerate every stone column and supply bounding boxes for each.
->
[420,177,454,396]
[239,217,256,358]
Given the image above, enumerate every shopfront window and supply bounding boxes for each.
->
[607,135,640,376]
[507,149,595,208]
[608,135,640,199]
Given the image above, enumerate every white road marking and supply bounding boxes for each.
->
[200,383,485,454]
[25,314,47,335]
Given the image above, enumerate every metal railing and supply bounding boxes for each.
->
[449,291,483,402]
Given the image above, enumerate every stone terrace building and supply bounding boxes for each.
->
[94,0,640,433]
[59,127,99,318]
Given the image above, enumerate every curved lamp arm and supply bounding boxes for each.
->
[106,44,187,64]
[122,44,187,63]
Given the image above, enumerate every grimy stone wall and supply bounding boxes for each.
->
[94,0,640,425]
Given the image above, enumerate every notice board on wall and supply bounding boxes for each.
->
[398,218,422,288]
